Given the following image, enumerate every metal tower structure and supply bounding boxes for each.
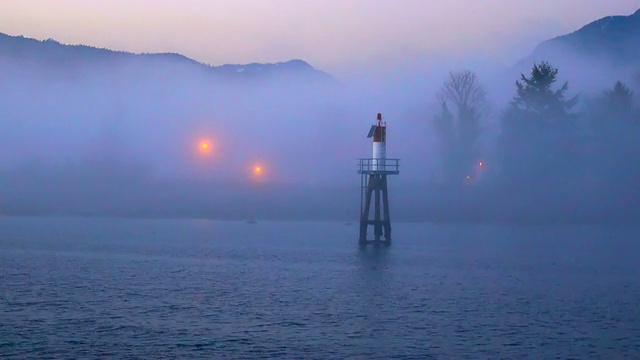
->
[357,113,399,246]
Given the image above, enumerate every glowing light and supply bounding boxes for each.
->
[249,162,268,181]
[198,140,213,155]
[479,162,484,167]
[466,175,471,180]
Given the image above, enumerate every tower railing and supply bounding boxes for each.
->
[357,158,400,175]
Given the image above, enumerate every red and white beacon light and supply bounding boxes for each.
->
[371,113,387,170]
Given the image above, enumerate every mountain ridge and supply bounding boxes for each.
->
[0,32,332,82]
[507,8,640,92]
[518,8,640,71]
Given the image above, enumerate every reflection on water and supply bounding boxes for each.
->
[354,245,393,310]
[357,245,391,272]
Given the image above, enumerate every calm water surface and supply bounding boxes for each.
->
[1,217,639,358]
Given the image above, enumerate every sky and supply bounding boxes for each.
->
[0,1,638,75]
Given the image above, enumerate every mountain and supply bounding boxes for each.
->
[533,8,640,65]
[0,32,332,82]
[514,8,640,89]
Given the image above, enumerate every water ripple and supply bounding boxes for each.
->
[1,218,639,358]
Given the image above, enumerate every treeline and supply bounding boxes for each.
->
[428,62,640,223]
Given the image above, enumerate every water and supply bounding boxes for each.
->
[1,217,639,358]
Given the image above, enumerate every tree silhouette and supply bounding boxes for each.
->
[603,80,634,111]
[434,70,487,183]
[432,101,456,181]
[500,61,579,189]
[505,61,576,124]
[587,81,638,194]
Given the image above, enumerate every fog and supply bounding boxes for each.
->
[0,34,638,223]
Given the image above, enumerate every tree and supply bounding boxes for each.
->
[432,101,455,181]
[603,80,634,111]
[438,70,487,119]
[587,81,638,192]
[588,80,635,144]
[499,61,579,189]
[434,70,487,182]
[505,61,576,124]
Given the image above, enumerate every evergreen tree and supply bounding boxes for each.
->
[603,80,634,111]
[505,61,576,125]
[499,61,579,189]
[587,81,638,191]
[432,101,456,181]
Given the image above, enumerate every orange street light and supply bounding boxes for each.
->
[198,140,213,155]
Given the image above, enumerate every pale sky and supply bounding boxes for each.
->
[1,1,638,74]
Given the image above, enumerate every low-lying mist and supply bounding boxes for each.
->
[1,35,638,223]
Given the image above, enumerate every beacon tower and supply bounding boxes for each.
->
[358,113,400,246]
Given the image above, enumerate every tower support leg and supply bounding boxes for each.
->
[359,175,374,245]
[374,187,381,241]
[382,175,391,246]
[359,174,392,246]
